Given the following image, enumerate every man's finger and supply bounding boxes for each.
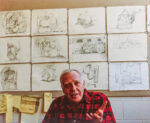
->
[86,113,93,120]
[98,100,107,111]
[94,113,103,122]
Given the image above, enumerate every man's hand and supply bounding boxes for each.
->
[86,100,107,123]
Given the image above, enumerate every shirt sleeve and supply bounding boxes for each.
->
[42,100,56,123]
[103,96,116,123]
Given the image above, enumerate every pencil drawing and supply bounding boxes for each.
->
[34,38,65,58]
[76,11,94,28]
[4,12,27,34]
[1,67,17,90]
[82,64,99,88]
[41,65,57,82]
[7,43,20,61]
[116,9,141,29]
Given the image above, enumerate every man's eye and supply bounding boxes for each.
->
[64,84,71,88]
[75,82,80,86]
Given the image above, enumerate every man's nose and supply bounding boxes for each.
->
[71,84,76,91]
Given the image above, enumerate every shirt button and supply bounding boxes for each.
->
[73,120,76,123]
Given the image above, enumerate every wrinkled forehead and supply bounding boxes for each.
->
[60,71,82,84]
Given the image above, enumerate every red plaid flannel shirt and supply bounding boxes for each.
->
[42,89,116,123]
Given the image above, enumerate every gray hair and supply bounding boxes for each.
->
[60,69,85,83]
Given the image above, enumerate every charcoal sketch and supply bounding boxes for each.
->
[69,7,105,34]
[109,62,149,91]
[115,63,142,85]
[41,65,57,82]
[107,6,146,33]
[70,62,108,90]
[1,67,17,90]
[0,37,30,63]
[34,38,63,58]
[7,43,20,61]
[76,11,94,28]
[108,34,147,61]
[69,35,107,62]
[32,9,67,35]
[116,9,141,29]
[82,64,99,88]
[4,12,27,34]
[32,63,69,91]
[32,36,68,62]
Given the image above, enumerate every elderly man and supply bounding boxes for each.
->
[42,69,116,123]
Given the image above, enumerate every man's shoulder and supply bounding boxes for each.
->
[53,95,65,103]
[86,90,108,101]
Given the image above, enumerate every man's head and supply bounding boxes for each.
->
[60,69,85,104]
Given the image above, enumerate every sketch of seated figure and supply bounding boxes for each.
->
[37,15,58,33]
[116,63,142,85]
[76,11,94,28]
[7,43,20,61]
[117,9,135,29]
[36,38,63,58]
[1,67,17,90]
[41,65,57,82]
[5,12,26,34]
[83,64,99,88]
[81,38,105,54]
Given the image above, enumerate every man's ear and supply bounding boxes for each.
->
[83,80,85,87]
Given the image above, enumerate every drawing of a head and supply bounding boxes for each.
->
[1,67,17,90]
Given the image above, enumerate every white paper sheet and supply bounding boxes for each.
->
[107,6,146,33]
[70,62,108,90]
[32,36,68,63]
[69,7,105,34]
[69,35,107,62]
[32,9,67,35]
[109,62,149,91]
[0,10,31,37]
[108,33,147,61]
[32,63,69,91]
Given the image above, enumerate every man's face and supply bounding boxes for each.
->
[61,71,85,104]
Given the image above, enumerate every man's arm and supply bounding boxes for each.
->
[86,94,116,123]
[42,100,56,123]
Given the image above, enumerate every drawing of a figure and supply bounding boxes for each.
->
[76,11,94,28]
[37,15,58,33]
[1,67,17,90]
[115,63,142,85]
[7,43,20,61]
[5,12,27,34]
[41,65,57,82]
[116,9,141,29]
[35,38,64,58]
[73,37,105,54]
[82,64,99,88]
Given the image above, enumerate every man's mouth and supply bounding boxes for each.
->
[71,93,78,98]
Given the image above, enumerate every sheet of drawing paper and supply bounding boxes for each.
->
[109,62,149,91]
[147,5,150,32]
[44,92,52,112]
[5,94,13,123]
[32,9,67,35]
[0,95,6,114]
[0,37,30,63]
[108,33,147,61]
[69,35,107,62]
[32,63,69,91]
[70,62,108,90]
[13,95,21,110]
[69,7,105,34]
[0,64,31,91]
[32,36,68,63]
[20,96,38,114]
[0,10,31,37]
[21,99,42,123]
[107,6,146,33]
